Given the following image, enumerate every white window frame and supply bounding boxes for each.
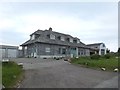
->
[61,37,65,41]
[70,38,73,42]
[50,34,55,39]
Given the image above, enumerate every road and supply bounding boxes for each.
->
[11,58,118,88]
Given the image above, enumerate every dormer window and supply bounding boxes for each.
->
[70,38,73,43]
[47,34,50,38]
[35,34,40,39]
[73,39,77,43]
[66,38,70,42]
[61,37,65,41]
[102,44,105,47]
[50,34,55,39]
[57,36,61,40]
[31,34,35,40]
[77,40,80,43]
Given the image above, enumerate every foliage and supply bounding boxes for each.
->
[90,54,100,60]
[71,56,118,71]
[106,48,110,53]
[104,54,111,59]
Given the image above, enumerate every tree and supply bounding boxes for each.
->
[106,48,110,53]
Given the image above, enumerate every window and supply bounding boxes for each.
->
[77,40,80,43]
[73,39,77,43]
[62,48,66,54]
[45,48,50,52]
[35,34,40,39]
[58,48,61,54]
[66,38,70,42]
[25,46,27,49]
[58,36,61,40]
[70,38,73,42]
[47,34,50,38]
[61,37,65,41]
[102,44,105,47]
[80,50,83,55]
[50,34,55,39]
[101,49,105,55]
[31,35,35,40]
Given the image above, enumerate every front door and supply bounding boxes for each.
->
[70,48,76,57]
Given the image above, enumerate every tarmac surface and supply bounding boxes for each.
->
[11,58,118,88]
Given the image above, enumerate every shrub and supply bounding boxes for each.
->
[90,54,100,60]
[104,54,111,59]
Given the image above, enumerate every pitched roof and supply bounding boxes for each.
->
[21,28,89,48]
[87,43,103,46]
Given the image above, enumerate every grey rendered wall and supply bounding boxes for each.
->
[78,48,90,57]
[36,43,67,55]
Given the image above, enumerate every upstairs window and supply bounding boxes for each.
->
[57,36,61,40]
[47,34,50,38]
[61,37,65,41]
[73,39,77,43]
[102,44,105,47]
[35,34,40,39]
[77,40,80,43]
[70,38,73,43]
[31,35,35,40]
[50,34,55,39]
[66,38,70,42]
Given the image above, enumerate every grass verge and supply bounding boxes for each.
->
[71,56,118,71]
[2,61,24,88]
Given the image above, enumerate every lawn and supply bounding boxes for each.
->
[71,55,118,71]
[2,61,24,88]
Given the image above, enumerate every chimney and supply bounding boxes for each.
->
[49,27,52,31]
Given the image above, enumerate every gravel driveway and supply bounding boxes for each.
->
[11,58,118,88]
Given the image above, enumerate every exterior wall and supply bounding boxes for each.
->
[99,44,106,55]
[0,46,18,59]
[88,43,106,55]
[23,43,90,58]
[24,43,68,58]
[78,48,90,57]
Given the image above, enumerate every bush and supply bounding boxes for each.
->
[90,54,100,60]
[104,54,111,59]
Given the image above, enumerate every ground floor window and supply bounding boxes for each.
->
[58,48,61,54]
[101,49,105,55]
[62,48,66,54]
[45,48,50,52]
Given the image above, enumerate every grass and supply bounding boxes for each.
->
[2,61,24,88]
[71,56,118,71]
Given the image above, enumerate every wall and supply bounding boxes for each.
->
[25,43,90,58]
[0,48,18,59]
[99,44,106,55]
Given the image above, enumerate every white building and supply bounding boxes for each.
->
[87,43,106,55]
[0,45,19,59]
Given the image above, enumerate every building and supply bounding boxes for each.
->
[87,43,106,55]
[21,27,91,58]
[0,45,19,59]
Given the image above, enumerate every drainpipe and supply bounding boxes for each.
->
[76,47,78,58]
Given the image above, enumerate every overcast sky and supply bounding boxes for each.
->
[0,1,118,52]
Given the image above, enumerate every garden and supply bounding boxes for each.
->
[71,53,119,71]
